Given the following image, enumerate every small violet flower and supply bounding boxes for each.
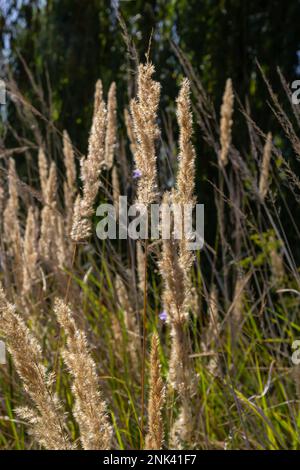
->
[159,310,167,322]
[133,168,142,179]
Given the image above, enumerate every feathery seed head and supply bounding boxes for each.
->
[145,333,165,450]
[54,298,112,450]
[105,82,117,170]
[259,132,272,201]
[219,78,234,167]
[0,287,73,449]
[130,63,161,205]
[71,79,107,242]
[38,147,48,199]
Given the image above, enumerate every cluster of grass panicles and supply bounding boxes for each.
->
[1,54,300,450]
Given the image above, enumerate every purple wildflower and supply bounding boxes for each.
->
[133,168,142,179]
[159,310,167,322]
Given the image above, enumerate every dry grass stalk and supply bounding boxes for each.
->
[130,63,161,205]
[203,285,221,376]
[259,132,272,201]
[3,158,20,244]
[63,130,76,191]
[160,79,197,323]
[110,314,124,365]
[54,298,112,450]
[38,147,48,199]
[71,80,107,242]
[159,194,187,323]
[105,82,117,170]
[169,321,194,446]
[38,152,68,270]
[93,79,103,119]
[145,333,165,450]
[22,206,39,294]
[112,165,120,214]
[159,195,195,446]
[63,130,77,235]
[175,78,196,275]
[176,78,196,206]
[55,214,68,269]
[3,158,23,285]
[39,161,57,261]
[130,63,161,437]
[161,80,197,445]
[206,285,220,344]
[70,195,91,242]
[219,78,234,166]
[137,242,145,294]
[0,287,73,449]
[169,320,193,396]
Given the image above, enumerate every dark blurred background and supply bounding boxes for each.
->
[1,0,300,150]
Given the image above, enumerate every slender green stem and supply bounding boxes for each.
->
[140,238,148,447]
